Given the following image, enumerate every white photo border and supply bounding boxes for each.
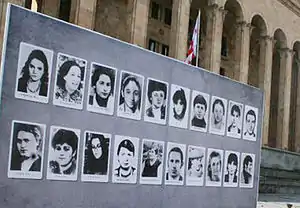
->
[222,150,240,188]
[209,96,228,136]
[7,120,46,180]
[112,134,140,184]
[52,52,87,110]
[243,105,259,142]
[81,130,112,183]
[168,84,191,129]
[117,70,145,121]
[164,142,186,186]
[14,42,54,104]
[239,152,255,188]
[46,125,81,181]
[139,138,165,185]
[205,148,224,187]
[185,145,206,187]
[189,90,210,133]
[226,100,244,139]
[86,62,117,116]
[143,77,169,125]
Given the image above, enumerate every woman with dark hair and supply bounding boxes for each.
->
[55,60,84,104]
[17,49,49,96]
[118,74,142,116]
[224,153,238,183]
[241,155,253,184]
[88,65,115,110]
[83,133,109,175]
[49,129,78,175]
[146,80,167,120]
[172,88,187,120]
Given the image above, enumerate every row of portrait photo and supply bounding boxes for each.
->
[15,42,259,141]
[8,120,256,188]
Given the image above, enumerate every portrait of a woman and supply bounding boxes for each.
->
[15,42,53,103]
[224,152,239,186]
[54,54,86,109]
[83,132,109,176]
[172,89,187,120]
[87,63,116,115]
[168,85,190,129]
[47,127,79,181]
[117,71,144,120]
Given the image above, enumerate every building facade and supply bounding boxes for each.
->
[1,0,300,200]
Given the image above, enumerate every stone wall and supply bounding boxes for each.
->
[94,0,132,43]
[259,147,300,194]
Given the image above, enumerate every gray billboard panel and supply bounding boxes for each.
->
[0,4,263,208]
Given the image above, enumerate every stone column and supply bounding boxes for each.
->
[130,0,150,48]
[294,56,300,152]
[276,48,293,150]
[258,36,273,146]
[203,4,226,73]
[234,21,252,83]
[169,0,191,61]
[41,0,60,18]
[74,0,97,30]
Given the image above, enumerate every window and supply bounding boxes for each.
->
[161,44,169,56]
[148,39,157,52]
[221,36,228,57]
[59,0,71,22]
[151,2,160,19]
[164,8,172,25]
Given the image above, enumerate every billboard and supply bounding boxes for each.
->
[0,4,263,208]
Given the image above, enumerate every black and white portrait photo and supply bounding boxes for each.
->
[81,131,111,182]
[139,139,164,185]
[186,145,206,186]
[15,42,53,104]
[226,101,243,139]
[209,96,227,135]
[112,135,139,184]
[87,63,117,115]
[240,153,255,188]
[205,148,223,187]
[144,78,168,125]
[53,53,87,110]
[46,126,80,181]
[223,151,240,187]
[168,84,190,129]
[7,120,46,179]
[165,142,186,186]
[189,90,210,132]
[243,105,258,141]
[117,71,144,120]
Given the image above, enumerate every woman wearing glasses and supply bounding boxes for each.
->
[83,133,109,175]
[49,129,78,175]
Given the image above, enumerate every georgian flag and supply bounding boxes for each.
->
[185,13,200,64]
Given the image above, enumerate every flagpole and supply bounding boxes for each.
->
[196,10,201,67]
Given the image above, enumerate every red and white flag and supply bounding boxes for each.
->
[185,12,200,65]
